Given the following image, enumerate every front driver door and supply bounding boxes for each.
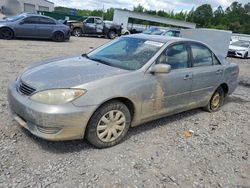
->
[141,42,193,120]
[83,18,96,34]
[14,16,39,37]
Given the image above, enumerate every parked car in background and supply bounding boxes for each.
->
[69,16,122,39]
[228,40,250,59]
[143,27,180,37]
[0,13,70,42]
[8,34,239,148]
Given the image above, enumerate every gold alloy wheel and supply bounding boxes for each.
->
[96,110,126,143]
[211,93,221,110]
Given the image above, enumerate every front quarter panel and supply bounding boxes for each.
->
[72,71,146,125]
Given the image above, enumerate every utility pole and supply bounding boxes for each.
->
[102,4,104,20]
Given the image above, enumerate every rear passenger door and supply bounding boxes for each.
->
[36,17,56,38]
[189,42,224,105]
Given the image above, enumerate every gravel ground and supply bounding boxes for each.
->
[0,37,249,188]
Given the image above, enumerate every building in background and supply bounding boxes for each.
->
[0,0,54,15]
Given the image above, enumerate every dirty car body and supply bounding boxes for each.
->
[8,34,239,147]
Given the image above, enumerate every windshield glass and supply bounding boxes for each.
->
[87,37,164,70]
[151,30,165,35]
[231,41,249,48]
[6,15,25,22]
[142,27,158,34]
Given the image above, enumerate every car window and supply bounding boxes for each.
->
[85,18,94,24]
[191,43,213,67]
[23,16,40,24]
[156,43,188,70]
[39,17,55,24]
[87,38,163,70]
[213,54,221,65]
[166,31,174,36]
[95,18,102,24]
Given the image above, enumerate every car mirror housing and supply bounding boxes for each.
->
[150,64,171,74]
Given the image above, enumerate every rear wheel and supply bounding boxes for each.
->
[107,30,116,39]
[85,100,131,148]
[204,87,225,112]
[0,28,14,40]
[72,28,82,37]
[52,32,64,42]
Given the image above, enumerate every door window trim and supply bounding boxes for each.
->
[188,42,221,67]
[154,41,192,71]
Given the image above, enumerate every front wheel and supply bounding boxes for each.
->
[204,87,225,112]
[72,28,82,37]
[0,28,14,40]
[107,30,116,39]
[85,101,131,148]
[52,32,64,42]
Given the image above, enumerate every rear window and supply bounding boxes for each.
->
[191,43,213,67]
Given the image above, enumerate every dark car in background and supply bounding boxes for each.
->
[68,16,122,39]
[143,27,180,37]
[0,13,71,42]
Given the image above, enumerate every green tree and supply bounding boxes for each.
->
[193,4,213,27]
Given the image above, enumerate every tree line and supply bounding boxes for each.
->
[55,1,250,34]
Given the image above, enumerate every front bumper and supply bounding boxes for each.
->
[7,81,97,141]
[228,50,246,58]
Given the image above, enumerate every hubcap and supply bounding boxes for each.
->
[211,93,220,109]
[97,110,126,142]
[74,30,81,37]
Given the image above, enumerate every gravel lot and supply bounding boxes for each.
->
[0,37,249,188]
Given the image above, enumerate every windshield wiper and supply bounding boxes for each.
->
[87,56,112,66]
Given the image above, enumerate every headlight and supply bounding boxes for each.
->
[30,89,86,105]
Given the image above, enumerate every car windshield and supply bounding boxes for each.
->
[151,30,165,35]
[142,28,158,34]
[6,15,25,22]
[231,41,249,48]
[87,37,164,70]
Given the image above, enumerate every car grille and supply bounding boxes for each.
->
[18,81,36,96]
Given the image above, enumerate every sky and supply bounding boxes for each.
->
[50,0,249,12]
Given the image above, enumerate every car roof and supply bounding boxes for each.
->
[21,13,55,20]
[123,33,194,44]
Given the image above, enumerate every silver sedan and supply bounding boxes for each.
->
[8,34,239,148]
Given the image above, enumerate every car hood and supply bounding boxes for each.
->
[20,56,129,90]
[229,45,248,51]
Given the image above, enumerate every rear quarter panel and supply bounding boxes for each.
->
[222,62,239,95]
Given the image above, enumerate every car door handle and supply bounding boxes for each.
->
[183,74,192,80]
[216,69,223,74]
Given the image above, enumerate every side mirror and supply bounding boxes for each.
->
[150,64,171,74]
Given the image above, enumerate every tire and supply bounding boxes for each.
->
[107,30,116,39]
[72,28,82,37]
[85,100,131,148]
[0,28,14,40]
[204,87,225,112]
[244,52,248,59]
[52,31,64,42]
